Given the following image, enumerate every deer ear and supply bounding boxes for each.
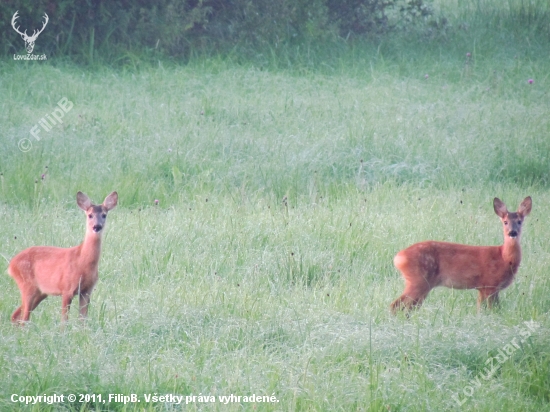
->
[103,191,118,211]
[77,192,92,211]
[518,196,532,217]
[493,198,508,219]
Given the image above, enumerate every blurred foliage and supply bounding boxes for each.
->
[0,0,435,62]
[326,0,432,36]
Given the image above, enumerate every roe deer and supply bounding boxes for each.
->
[390,196,532,314]
[8,191,118,323]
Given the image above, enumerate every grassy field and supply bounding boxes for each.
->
[1,1,550,411]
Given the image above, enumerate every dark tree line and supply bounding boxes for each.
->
[1,0,433,61]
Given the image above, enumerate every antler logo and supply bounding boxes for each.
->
[11,11,49,54]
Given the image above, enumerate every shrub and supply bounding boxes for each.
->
[1,0,434,61]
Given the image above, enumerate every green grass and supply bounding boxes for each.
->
[1,189,549,411]
[1,1,550,410]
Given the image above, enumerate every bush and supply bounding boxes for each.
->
[326,0,432,37]
[1,0,434,62]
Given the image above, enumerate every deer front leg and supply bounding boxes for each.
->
[79,292,92,319]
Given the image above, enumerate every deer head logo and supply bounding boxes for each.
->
[11,11,49,54]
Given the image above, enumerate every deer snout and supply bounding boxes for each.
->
[92,224,103,233]
[508,230,518,238]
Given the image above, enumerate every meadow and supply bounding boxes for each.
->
[1,1,550,410]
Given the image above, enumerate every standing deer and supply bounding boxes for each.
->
[8,192,118,323]
[390,197,532,313]
[11,11,49,54]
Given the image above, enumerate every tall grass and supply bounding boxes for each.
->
[0,188,549,411]
[1,47,548,208]
[0,1,549,410]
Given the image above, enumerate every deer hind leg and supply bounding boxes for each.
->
[486,290,500,309]
[61,294,74,322]
[8,264,25,323]
[10,276,43,323]
[477,288,499,311]
[25,293,47,321]
[11,307,23,323]
[488,292,500,308]
[9,260,46,323]
[12,290,46,323]
[390,280,432,314]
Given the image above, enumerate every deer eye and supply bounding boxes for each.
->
[102,214,107,218]
[504,221,508,225]
[88,214,93,219]
[518,221,522,225]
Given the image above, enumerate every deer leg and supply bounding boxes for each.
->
[14,288,45,323]
[10,270,28,323]
[61,294,74,322]
[487,291,500,308]
[17,297,35,323]
[477,289,487,312]
[28,294,47,317]
[19,298,32,323]
[79,292,91,319]
[477,288,499,311]
[11,306,23,323]
[391,281,431,314]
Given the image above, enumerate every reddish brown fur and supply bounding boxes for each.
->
[390,196,532,313]
[8,191,117,323]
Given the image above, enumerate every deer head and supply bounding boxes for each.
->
[11,11,49,54]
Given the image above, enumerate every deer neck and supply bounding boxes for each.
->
[79,231,103,267]
[501,236,522,273]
